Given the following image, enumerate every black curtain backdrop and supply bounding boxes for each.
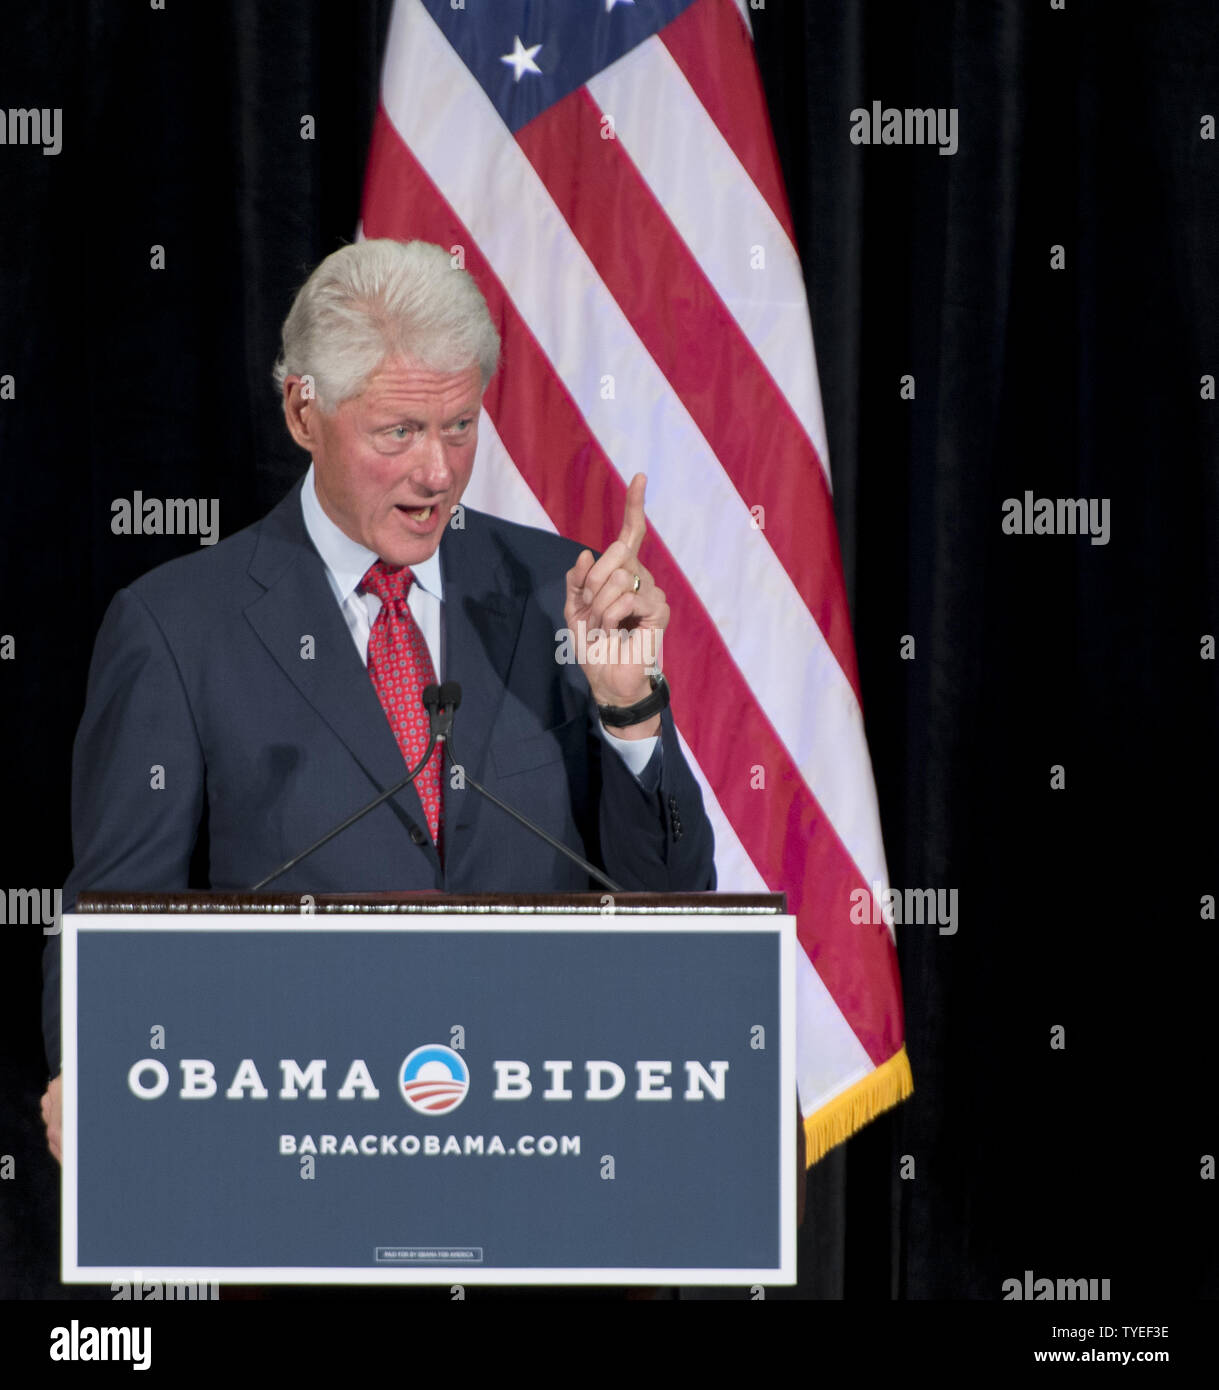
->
[1,0,1215,1320]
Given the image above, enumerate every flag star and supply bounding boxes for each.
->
[500,35,543,82]
[606,0,636,10]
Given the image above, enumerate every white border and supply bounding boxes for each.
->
[63,911,796,1286]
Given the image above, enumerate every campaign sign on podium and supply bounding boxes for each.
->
[63,908,796,1284]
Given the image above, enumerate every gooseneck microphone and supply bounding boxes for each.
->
[422,680,460,743]
[249,683,450,890]
[251,682,622,894]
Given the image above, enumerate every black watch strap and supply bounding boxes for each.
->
[597,672,670,728]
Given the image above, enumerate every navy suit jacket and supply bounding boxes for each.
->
[42,480,715,1070]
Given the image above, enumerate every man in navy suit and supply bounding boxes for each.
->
[40,239,715,1158]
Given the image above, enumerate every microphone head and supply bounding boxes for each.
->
[439,681,462,711]
[421,683,440,713]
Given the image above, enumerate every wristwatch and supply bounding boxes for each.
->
[597,672,670,728]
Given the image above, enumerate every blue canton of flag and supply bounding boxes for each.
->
[418,0,698,132]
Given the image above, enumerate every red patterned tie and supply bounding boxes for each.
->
[359,560,443,849]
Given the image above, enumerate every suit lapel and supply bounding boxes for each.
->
[242,481,438,858]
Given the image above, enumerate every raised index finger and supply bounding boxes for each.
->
[617,472,648,553]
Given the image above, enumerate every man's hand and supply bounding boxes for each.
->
[564,473,669,739]
[41,1072,62,1164]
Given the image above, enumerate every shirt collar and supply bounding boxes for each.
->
[299,462,444,602]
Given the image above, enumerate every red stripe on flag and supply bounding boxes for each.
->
[361,107,903,1063]
[659,0,798,247]
[515,85,860,703]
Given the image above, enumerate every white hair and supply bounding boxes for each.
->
[272,239,501,410]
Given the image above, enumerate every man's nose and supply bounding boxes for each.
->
[412,430,452,490]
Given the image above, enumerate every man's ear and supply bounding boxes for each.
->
[283,376,319,452]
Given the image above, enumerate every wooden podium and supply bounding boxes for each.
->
[76,888,784,916]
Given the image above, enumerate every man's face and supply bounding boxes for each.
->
[291,358,483,568]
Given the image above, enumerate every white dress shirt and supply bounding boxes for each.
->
[299,464,658,779]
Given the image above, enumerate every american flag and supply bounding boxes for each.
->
[360,0,911,1163]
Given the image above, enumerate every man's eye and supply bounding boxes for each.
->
[391,426,411,440]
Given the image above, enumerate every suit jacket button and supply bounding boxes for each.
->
[410,826,427,846]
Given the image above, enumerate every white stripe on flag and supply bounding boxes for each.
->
[588,39,830,474]
[796,947,875,1114]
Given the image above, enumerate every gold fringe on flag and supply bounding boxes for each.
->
[803,1045,914,1167]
